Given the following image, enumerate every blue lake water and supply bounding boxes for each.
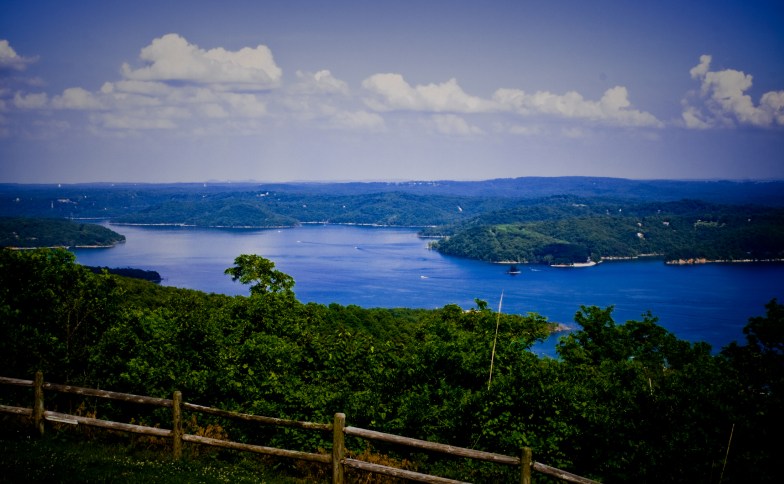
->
[72,224,784,355]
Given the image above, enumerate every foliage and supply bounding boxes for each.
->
[4,178,784,228]
[225,254,295,296]
[432,202,784,263]
[0,248,120,383]
[1,248,782,482]
[0,217,125,248]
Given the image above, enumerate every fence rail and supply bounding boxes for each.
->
[0,372,599,483]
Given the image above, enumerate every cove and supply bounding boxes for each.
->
[72,223,784,356]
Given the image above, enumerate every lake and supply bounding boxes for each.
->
[72,224,784,355]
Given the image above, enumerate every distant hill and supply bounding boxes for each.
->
[0,217,125,248]
[1,177,783,226]
[430,201,784,264]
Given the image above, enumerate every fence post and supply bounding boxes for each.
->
[172,390,183,460]
[33,371,44,436]
[521,447,532,484]
[332,413,346,484]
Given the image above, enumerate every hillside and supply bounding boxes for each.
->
[2,178,784,264]
[429,200,784,264]
[2,177,783,224]
[0,217,125,248]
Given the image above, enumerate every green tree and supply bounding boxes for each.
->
[224,254,295,296]
[0,248,119,383]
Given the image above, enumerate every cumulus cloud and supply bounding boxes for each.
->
[5,32,670,141]
[0,40,37,71]
[8,34,280,133]
[97,112,179,130]
[14,92,48,109]
[294,70,349,95]
[121,33,282,90]
[51,87,104,110]
[362,74,495,113]
[683,54,784,128]
[493,85,662,127]
[329,110,385,131]
[361,71,660,128]
[499,123,544,136]
[429,114,483,136]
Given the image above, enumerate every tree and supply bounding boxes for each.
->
[0,248,119,383]
[224,254,295,296]
[720,299,784,482]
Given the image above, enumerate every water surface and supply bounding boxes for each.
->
[73,224,784,355]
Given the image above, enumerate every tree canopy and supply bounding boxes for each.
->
[1,247,781,482]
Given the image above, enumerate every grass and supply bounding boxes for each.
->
[0,424,318,483]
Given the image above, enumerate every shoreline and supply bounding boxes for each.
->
[111,221,435,230]
[7,242,122,250]
[665,257,784,265]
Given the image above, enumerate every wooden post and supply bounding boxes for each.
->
[332,413,346,484]
[172,390,183,460]
[521,447,532,484]
[33,371,44,436]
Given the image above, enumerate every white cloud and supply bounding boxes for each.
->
[493,85,662,127]
[503,124,544,136]
[0,40,37,71]
[683,54,784,128]
[14,92,48,109]
[429,114,483,136]
[681,105,711,129]
[51,87,104,110]
[760,91,784,125]
[689,54,712,80]
[329,110,385,131]
[121,33,282,90]
[294,70,349,95]
[360,72,660,128]
[284,70,387,132]
[4,32,672,142]
[219,92,267,117]
[561,126,588,139]
[97,112,178,130]
[102,80,172,97]
[362,74,495,113]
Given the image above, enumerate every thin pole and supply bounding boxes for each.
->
[488,291,504,389]
[719,423,735,483]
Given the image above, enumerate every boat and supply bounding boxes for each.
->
[506,264,521,275]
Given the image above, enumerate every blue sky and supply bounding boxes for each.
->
[1,0,783,183]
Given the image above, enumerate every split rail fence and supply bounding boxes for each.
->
[1,372,598,484]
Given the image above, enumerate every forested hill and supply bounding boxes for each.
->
[427,200,784,264]
[2,177,783,225]
[2,178,783,263]
[0,217,125,248]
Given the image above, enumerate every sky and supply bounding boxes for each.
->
[1,0,783,183]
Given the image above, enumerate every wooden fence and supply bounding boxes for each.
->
[0,372,599,484]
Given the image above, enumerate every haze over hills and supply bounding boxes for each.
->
[3,177,784,220]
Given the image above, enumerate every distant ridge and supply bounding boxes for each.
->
[265,177,784,204]
[2,177,783,225]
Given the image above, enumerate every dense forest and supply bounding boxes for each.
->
[3,178,784,264]
[0,217,125,248]
[2,178,784,224]
[1,248,781,482]
[428,200,784,264]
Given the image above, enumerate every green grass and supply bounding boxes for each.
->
[0,426,320,483]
